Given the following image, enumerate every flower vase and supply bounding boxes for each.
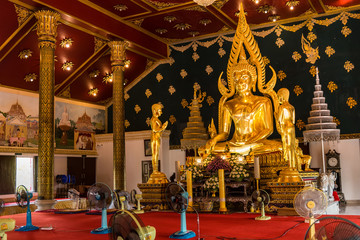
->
[211,190,217,197]
[235,177,244,182]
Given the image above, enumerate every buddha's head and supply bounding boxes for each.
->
[152,103,163,117]
[277,88,290,104]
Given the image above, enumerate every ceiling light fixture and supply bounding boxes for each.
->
[193,0,216,7]
[268,14,280,22]
[88,88,98,96]
[62,61,74,71]
[188,31,200,37]
[164,16,176,23]
[60,38,73,48]
[89,70,100,78]
[24,73,37,82]
[174,23,191,31]
[103,73,113,83]
[251,0,261,4]
[257,4,274,14]
[18,49,32,59]
[114,4,128,12]
[156,28,168,35]
[124,60,131,68]
[199,19,212,26]
[286,0,299,10]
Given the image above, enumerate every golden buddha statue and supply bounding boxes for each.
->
[295,139,313,171]
[147,103,169,184]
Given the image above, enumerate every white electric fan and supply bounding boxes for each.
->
[109,209,156,240]
[293,187,327,240]
[113,190,132,210]
[87,182,113,234]
[15,185,39,231]
[0,199,15,240]
[251,189,271,221]
[166,182,196,239]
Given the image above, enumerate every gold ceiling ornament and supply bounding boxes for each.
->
[18,49,32,59]
[169,115,176,125]
[146,117,151,127]
[341,26,352,37]
[292,51,302,62]
[134,105,141,114]
[251,0,261,4]
[180,69,188,79]
[164,16,176,23]
[192,52,200,62]
[199,19,212,26]
[24,73,37,82]
[333,117,340,126]
[89,70,100,78]
[131,19,144,27]
[327,81,338,93]
[296,119,305,130]
[174,23,191,31]
[147,0,177,9]
[193,0,216,7]
[275,38,285,48]
[257,4,274,14]
[114,4,128,12]
[88,88,98,96]
[277,70,287,81]
[185,6,207,12]
[293,85,303,96]
[146,59,154,69]
[156,73,163,82]
[325,46,335,57]
[205,65,213,75]
[309,66,317,77]
[235,10,248,17]
[156,28,168,35]
[206,96,215,106]
[307,32,317,42]
[326,5,344,11]
[344,61,354,72]
[188,31,200,37]
[124,120,130,128]
[62,61,74,71]
[262,56,270,65]
[59,86,71,98]
[218,48,226,58]
[124,92,130,101]
[94,37,107,53]
[268,14,280,22]
[213,0,229,9]
[346,97,357,109]
[14,4,32,27]
[145,89,152,98]
[181,99,189,108]
[301,34,320,64]
[192,43,198,52]
[124,60,131,68]
[286,0,299,11]
[168,85,176,95]
[103,73,113,83]
[60,38,73,48]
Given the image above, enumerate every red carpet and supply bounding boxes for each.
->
[1,211,360,240]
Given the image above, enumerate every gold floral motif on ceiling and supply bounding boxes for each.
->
[344,61,354,72]
[181,99,189,108]
[169,115,176,125]
[185,6,207,12]
[145,89,152,98]
[205,65,213,75]
[296,119,305,130]
[346,97,357,109]
[156,73,163,82]
[180,69,188,79]
[94,37,107,53]
[113,4,128,12]
[134,104,141,114]
[174,23,191,31]
[341,26,352,37]
[327,81,338,93]
[325,46,335,57]
[125,120,130,128]
[145,0,177,9]
[131,19,144,27]
[293,85,303,96]
[14,4,32,27]
[168,85,176,95]
[292,51,301,62]
[277,70,286,81]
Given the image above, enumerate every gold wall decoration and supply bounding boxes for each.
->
[124,92,129,101]
[125,120,130,128]
[146,117,151,127]
[263,56,270,65]
[114,4,128,12]
[275,38,285,48]
[218,48,226,57]
[156,73,163,82]
[206,96,214,106]
[205,65,213,75]
[181,99,189,108]
[180,69,188,79]
[174,23,191,31]
[134,104,141,114]
[168,85,176,95]
[307,32,317,42]
[325,46,335,57]
[344,60,354,72]
[14,4,32,27]
[327,81,338,93]
[24,73,37,82]
[309,66,317,77]
[296,119,305,130]
[192,52,200,62]
[145,89,152,98]
[346,97,357,109]
[292,51,302,62]
[340,14,349,25]
[277,70,286,81]
[293,85,303,96]
[131,19,144,27]
[341,26,352,37]
[306,20,315,31]
[333,117,340,126]
[59,86,71,98]
[169,115,176,124]
[301,34,320,64]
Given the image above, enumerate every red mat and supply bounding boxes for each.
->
[1,211,360,240]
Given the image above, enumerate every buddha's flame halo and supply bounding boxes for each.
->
[218,3,279,129]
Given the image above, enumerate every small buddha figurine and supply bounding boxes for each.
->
[147,103,169,184]
[295,139,313,171]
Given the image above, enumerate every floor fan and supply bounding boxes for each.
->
[109,209,156,240]
[251,189,271,221]
[165,182,196,239]
[87,182,113,234]
[15,185,39,231]
[0,199,15,240]
[293,187,327,240]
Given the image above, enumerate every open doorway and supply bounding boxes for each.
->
[16,157,34,191]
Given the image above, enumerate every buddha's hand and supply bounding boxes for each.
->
[162,121,168,129]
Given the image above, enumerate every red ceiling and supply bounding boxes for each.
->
[0,0,359,104]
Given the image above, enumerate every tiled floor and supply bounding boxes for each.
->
[338,202,360,215]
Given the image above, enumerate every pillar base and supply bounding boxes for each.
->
[277,168,303,183]
[147,171,169,184]
[35,199,57,211]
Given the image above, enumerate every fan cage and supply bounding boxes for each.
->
[294,187,327,219]
[165,182,188,213]
[109,211,146,240]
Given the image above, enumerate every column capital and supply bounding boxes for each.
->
[108,41,129,66]
[34,10,60,48]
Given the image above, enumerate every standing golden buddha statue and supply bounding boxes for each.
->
[147,103,169,184]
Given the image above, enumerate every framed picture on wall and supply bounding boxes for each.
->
[144,139,151,156]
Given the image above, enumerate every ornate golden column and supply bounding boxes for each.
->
[34,10,60,210]
[109,41,128,190]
